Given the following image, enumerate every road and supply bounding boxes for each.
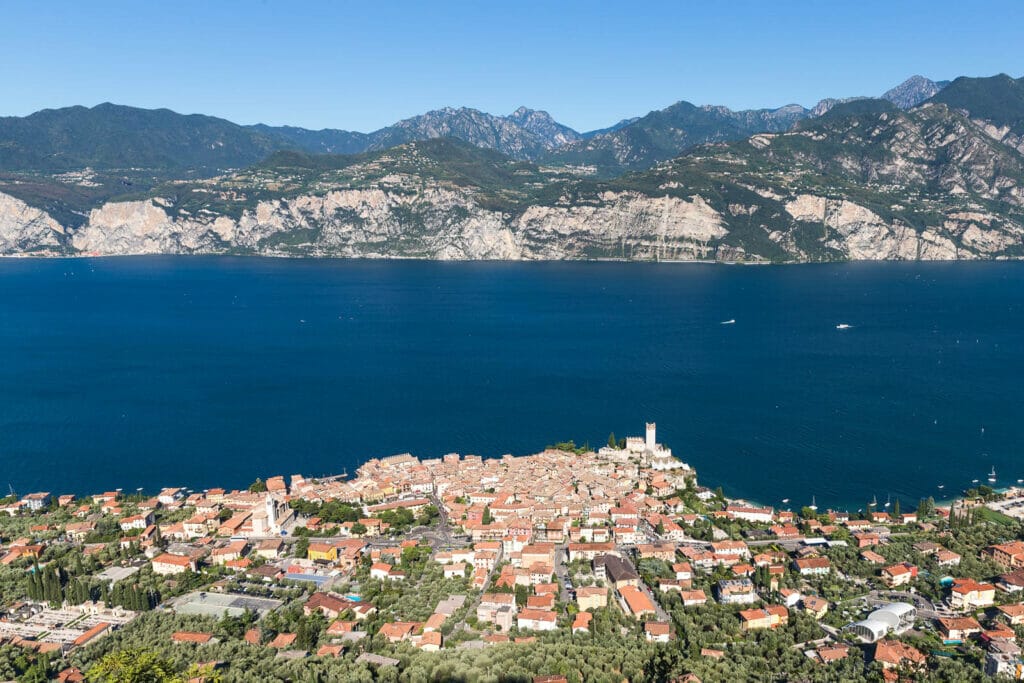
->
[553,544,571,603]
[862,589,948,619]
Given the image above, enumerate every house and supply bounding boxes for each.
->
[256,539,284,559]
[778,588,801,608]
[988,541,1024,568]
[414,630,442,651]
[477,593,516,631]
[860,550,886,564]
[794,557,831,576]
[370,562,393,580]
[152,553,196,575]
[571,611,592,633]
[443,563,467,579]
[726,505,774,524]
[812,644,850,665]
[378,622,419,643]
[998,569,1024,593]
[21,492,52,511]
[937,616,982,643]
[644,621,671,643]
[738,605,788,631]
[307,543,338,563]
[317,644,345,658]
[575,586,607,611]
[171,631,213,644]
[567,542,616,562]
[801,596,829,619]
[527,594,556,610]
[672,562,693,581]
[936,550,961,567]
[158,488,185,505]
[950,578,996,610]
[617,585,657,618]
[423,613,447,633]
[594,555,640,588]
[997,603,1024,625]
[711,540,750,558]
[636,543,676,562]
[716,579,758,605]
[852,532,880,548]
[680,590,707,607]
[986,640,1024,679]
[873,639,926,671]
[517,608,557,631]
[64,522,96,542]
[211,540,248,565]
[119,513,153,532]
[881,563,918,587]
[304,593,349,619]
[268,633,298,649]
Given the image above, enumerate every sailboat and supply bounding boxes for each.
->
[884,494,891,509]
[989,467,997,484]
[808,496,818,512]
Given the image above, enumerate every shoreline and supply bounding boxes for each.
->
[3,447,1004,516]
[3,252,1024,265]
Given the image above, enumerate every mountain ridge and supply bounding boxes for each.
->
[1,73,1023,263]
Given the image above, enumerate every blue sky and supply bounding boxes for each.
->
[2,0,1021,132]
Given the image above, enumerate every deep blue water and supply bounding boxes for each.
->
[1,257,1023,510]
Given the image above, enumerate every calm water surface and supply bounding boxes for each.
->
[1,257,1022,509]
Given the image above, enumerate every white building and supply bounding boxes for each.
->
[847,603,916,643]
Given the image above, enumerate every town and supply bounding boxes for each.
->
[1,424,1024,682]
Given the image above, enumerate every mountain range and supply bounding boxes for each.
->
[1,74,1022,263]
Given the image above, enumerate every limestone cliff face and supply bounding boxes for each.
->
[69,189,522,260]
[781,194,1024,260]
[0,183,1017,262]
[0,192,64,254]
[68,189,728,260]
[514,192,726,260]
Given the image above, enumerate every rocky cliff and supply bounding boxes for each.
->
[60,188,729,261]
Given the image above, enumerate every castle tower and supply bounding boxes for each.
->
[645,422,656,452]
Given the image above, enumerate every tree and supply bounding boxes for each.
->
[350,522,367,536]
[86,649,181,683]
[892,498,901,518]
[295,618,314,651]
[482,506,493,525]
[607,432,617,448]
[248,479,268,493]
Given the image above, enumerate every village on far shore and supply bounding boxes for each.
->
[3,423,1024,682]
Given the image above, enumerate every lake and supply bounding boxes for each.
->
[1,257,1022,510]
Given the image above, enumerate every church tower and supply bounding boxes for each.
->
[645,422,656,452]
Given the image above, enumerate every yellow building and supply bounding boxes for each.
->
[308,542,338,563]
